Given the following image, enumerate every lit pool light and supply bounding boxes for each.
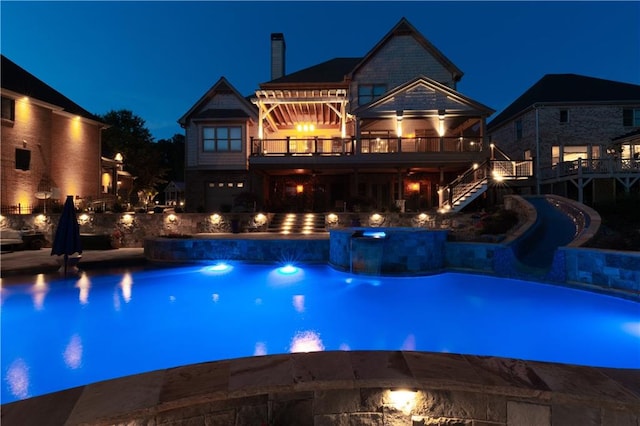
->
[363,231,386,238]
[202,262,233,274]
[278,264,299,275]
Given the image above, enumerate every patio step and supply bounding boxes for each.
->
[267,213,326,234]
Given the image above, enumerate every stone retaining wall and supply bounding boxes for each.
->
[3,351,638,426]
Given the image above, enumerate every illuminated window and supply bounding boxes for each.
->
[1,97,15,121]
[559,109,569,123]
[202,126,242,152]
[623,108,640,127]
[358,84,386,105]
[552,146,560,166]
[15,148,30,170]
[563,146,588,162]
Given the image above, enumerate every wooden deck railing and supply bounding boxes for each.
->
[540,158,640,180]
[250,136,483,156]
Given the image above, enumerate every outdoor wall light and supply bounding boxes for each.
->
[210,213,221,225]
[78,214,89,225]
[35,214,47,225]
[473,163,479,170]
[418,213,429,221]
[167,214,177,223]
[327,213,338,225]
[254,213,267,226]
[369,213,385,227]
[388,389,417,415]
[296,184,304,194]
[121,214,133,225]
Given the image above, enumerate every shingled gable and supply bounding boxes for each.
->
[1,55,103,123]
[178,76,257,126]
[488,74,640,130]
[353,75,494,117]
[346,17,463,83]
[260,58,361,87]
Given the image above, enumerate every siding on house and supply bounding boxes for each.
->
[350,35,456,108]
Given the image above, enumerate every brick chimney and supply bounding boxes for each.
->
[270,33,285,80]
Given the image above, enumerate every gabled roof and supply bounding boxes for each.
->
[1,55,103,123]
[347,18,463,82]
[260,58,360,87]
[354,75,494,117]
[488,74,640,130]
[178,77,257,125]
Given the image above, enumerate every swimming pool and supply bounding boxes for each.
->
[1,262,638,404]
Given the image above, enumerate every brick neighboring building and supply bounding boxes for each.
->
[1,55,107,214]
[487,74,640,204]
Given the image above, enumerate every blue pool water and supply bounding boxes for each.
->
[1,263,639,404]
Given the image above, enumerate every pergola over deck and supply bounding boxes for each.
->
[252,88,349,139]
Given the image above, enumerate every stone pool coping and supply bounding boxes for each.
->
[2,351,638,425]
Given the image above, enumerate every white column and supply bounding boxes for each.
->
[341,101,347,138]
[258,101,264,140]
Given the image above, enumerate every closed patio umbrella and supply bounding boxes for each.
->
[51,195,82,276]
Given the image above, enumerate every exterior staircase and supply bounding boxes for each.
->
[439,162,490,213]
[439,146,534,213]
[442,179,489,212]
[267,213,326,234]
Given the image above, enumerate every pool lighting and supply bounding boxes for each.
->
[203,262,233,274]
[278,264,299,275]
[388,389,417,415]
[363,231,386,238]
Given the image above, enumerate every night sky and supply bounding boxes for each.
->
[2,1,638,140]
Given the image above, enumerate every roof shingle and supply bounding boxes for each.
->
[1,55,102,122]
[488,74,640,130]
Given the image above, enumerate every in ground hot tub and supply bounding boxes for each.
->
[329,227,448,276]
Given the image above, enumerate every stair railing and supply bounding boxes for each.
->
[438,160,489,212]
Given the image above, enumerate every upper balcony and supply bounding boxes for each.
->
[249,135,485,170]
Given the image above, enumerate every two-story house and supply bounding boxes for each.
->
[179,18,499,214]
[1,55,109,214]
[487,74,640,204]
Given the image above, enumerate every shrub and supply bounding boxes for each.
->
[476,209,518,235]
